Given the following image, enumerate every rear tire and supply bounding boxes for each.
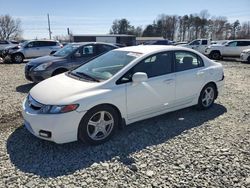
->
[197,84,216,110]
[78,105,119,145]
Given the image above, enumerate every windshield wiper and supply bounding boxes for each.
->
[74,71,100,82]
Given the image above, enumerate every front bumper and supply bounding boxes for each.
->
[25,65,52,82]
[22,98,86,144]
[240,53,250,62]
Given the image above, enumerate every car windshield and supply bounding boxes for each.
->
[53,44,80,57]
[70,50,142,81]
[20,41,29,47]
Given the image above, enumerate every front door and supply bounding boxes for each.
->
[124,52,176,120]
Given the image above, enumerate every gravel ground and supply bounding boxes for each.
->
[0,61,250,187]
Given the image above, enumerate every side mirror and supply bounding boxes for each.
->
[50,51,56,55]
[132,72,148,83]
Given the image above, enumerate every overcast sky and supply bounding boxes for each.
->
[1,0,249,39]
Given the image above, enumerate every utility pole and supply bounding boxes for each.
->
[47,14,52,39]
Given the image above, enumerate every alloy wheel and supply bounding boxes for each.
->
[201,86,215,107]
[87,111,114,141]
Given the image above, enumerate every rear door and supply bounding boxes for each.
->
[174,51,206,106]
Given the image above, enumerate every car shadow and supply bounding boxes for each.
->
[16,83,36,93]
[7,103,227,178]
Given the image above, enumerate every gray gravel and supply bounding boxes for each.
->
[0,61,250,187]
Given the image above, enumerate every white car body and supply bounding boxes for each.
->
[240,49,250,63]
[22,45,224,144]
[205,40,250,58]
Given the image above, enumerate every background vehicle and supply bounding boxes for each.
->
[25,42,118,82]
[181,39,211,54]
[143,40,174,45]
[205,39,250,60]
[7,40,62,63]
[22,45,224,145]
[240,49,250,63]
[0,40,19,57]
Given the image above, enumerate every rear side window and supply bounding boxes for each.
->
[237,41,250,46]
[174,51,204,72]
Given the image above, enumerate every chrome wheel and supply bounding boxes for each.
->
[87,111,114,141]
[201,86,215,107]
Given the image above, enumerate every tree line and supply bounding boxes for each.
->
[110,10,250,41]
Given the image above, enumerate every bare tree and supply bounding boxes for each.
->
[0,14,22,40]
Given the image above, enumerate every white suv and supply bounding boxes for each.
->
[204,39,250,60]
[8,40,62,63]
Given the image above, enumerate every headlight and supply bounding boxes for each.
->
[40,104,79,114]
[33,62,53,71]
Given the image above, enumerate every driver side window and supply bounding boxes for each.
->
[118,52,173,84]
[228,41,237,47]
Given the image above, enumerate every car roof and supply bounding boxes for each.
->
[70,42,118,46]
[114,45,194,54]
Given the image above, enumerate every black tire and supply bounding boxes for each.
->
[210,51,221,60]
[247,56,250,64]
[197,84,216,110]
[12,53,24,63]
[52,68,67,76]
[78,105,119,145]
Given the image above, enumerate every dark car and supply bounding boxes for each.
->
[25,42,118,82]
[143,40,174,45]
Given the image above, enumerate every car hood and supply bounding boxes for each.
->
[209,44,224,47]
[30,73,102,105]
[27,55,65,66]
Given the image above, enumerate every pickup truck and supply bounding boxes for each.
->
[181,39,211,54]
[204,39,250,60]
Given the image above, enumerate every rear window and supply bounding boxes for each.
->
[237,41,250,46]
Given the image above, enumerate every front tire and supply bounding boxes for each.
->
[12,53,24,63]
[210,51,221,60]
[197,84,216,110]
[78,105,119,145]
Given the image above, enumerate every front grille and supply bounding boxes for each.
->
[27,95,43,111]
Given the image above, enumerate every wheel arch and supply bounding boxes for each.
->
[77,103,125,142]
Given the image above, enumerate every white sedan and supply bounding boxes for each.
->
[22,45,224,145]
